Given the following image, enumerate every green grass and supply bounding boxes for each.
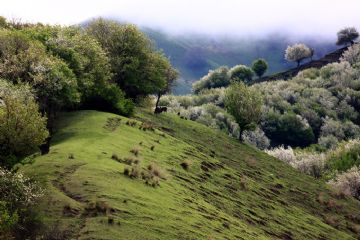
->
[22,109,360,239]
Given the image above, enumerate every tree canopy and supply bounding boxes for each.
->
[0,80,48,168]
[229,65,254,83]
[251,59,268,78]
[336,27,359,46]
[224,82,262,140]
[85,18,177,99]
[285,43,312,67]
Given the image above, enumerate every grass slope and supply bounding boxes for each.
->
[23,110,360,240]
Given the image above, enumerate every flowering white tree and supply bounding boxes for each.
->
[285,43,312,67]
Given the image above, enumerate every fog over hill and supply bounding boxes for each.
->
[141,27,337,94]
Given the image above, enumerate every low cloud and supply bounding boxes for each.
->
[1,0,360,37]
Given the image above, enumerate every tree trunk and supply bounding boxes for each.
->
[239,128,244,142]
[154,93,161,113]
[40,107,54,155]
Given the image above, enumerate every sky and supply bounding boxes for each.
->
[1,0,360,37]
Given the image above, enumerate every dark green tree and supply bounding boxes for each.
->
[251,59,268,79]
[336,27,359,46]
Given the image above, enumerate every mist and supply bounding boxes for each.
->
[1,0,360,38]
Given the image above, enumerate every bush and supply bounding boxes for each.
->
[229,65,254,83]
[266,146,325,178]
[262,111,315,147]
[180,160,192,171]
[328,166,360,200]
[326,139,360,173]
[242,128,270,150]
[192,67,230,93]
[0,167,44,238]
[265,146,297,165]
[0,80,48,168]
[340,43,360,65]
[85,84,134,116]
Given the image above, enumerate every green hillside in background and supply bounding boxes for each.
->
[143,28,337,94]
[22,110,360,240]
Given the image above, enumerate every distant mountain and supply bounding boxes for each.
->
[143,28,337,94]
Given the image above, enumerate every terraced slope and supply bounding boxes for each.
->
[23,110,360,239]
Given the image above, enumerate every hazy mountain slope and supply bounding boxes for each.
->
[22,110,360,239]
[143,28,337,94]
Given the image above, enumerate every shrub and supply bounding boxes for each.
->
[340,43,360,65]
[86,84,134,116]
[147,163,168,180]
[266,146,325,178]
[328,166,360,200]
[229,65,254,83]
[242,128,270,150]
[262,111,315,147]
[192,66,230,93]
[265,146,297,165]
[180,160,192,171]
[111,153,121,162]
[130,147,140,157]
[318,136,339,150]
[0,167,44,238]
[0,80,48,168]
[294,152,326,178]
[326,139,360,172]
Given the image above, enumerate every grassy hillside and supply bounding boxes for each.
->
[22,110,360,239]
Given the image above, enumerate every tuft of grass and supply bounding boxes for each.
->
[111,153,121,162]
[130,147,140,157]
[180,160,192,171]
[68,153,75,159]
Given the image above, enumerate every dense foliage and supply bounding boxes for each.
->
[85,18,177,100]
[0,80,48,168]
[336,27,359,46]
[251,59,268,78]
[0,167,44,239]
[284,43,312,67]
[225,82,262,139]
[228,64,254,83]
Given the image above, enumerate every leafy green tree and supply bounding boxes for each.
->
[225,82,263,140]
[154,54,179,111]
[86,18,175,99]
[251,59,268,79]
[229,65,254,83]
[285,43,312,67]
[336,27,359,46]
[0,29,80,115]
[0,80,48,168]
